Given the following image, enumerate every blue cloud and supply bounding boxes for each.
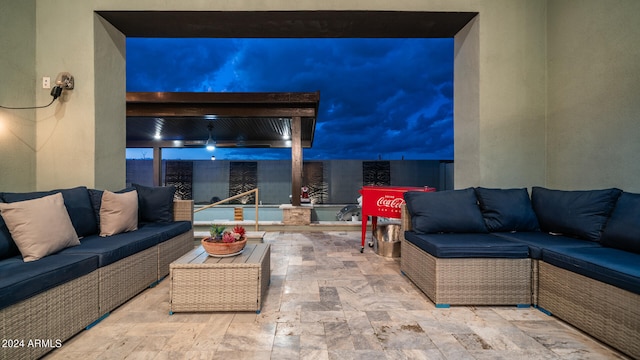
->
[126,38,454,160]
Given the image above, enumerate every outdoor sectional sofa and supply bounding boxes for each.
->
[401,186,640,359]
[0,185,194,360]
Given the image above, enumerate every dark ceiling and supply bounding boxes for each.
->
[97,11,477,38]
[98,10,477,151]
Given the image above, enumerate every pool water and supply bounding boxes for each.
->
[193,204,360,222]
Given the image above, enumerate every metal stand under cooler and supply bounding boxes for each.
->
[372,222,402,257]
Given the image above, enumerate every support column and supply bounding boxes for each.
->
[153,147,162,186]
[291,116,302,206]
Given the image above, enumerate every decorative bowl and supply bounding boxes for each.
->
[201,237,247,256]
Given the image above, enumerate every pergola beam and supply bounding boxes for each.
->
[126,105,316,118]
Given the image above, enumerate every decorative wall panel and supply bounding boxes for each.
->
[229,162,257,204]
[165,161,193,199]
[363,161,391,186]
[303,161,327,204]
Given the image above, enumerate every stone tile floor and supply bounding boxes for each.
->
[44,231,629,359]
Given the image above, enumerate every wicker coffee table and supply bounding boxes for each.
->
[169,243,270,314]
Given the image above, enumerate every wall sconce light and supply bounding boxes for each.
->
[50,72,74,100]
[56,72,74,90]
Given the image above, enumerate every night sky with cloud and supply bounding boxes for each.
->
[126,38,454,161]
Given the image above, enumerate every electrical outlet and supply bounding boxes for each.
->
[42,77,51,89]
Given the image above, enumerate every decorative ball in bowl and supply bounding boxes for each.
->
[201,225,247,256]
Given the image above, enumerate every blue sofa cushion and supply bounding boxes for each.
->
[474,187,539,232]
[493,231,600,259]
[0,200,20,261]
[0,253,98,310]
[404,231,529,258]
[600,192,640,254]
[2,186,98,238]
[531,187,622,241]
[133,184,176,223]
[59,226,161,267]
[542,247,640,295]
[404,188,488,234]
[139,221,192,243]
[88,187,135,227]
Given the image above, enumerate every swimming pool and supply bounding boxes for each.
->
[193,204,360,222]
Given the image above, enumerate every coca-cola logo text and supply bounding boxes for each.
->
[376,196,405,209]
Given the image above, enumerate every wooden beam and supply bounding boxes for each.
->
[127,91,320,104]
[153,147,162,186]
[291,116,302,207]
[126,105,316,118]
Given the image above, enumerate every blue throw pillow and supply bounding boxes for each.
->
[474,187,539,232]
[0,199,21,260]
[88,187,135,227]
[2,186,98,238]
[87,188,103,226]
[404,188,488,234]
[531,187,622,241]
[132,184,176,223]
[600,192,640,254]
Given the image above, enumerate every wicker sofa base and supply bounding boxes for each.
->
[538,261,640,359]
[100,229,194,313]
[99,246,158,313]
[0,271,99,360]
[401,239,532,307]
[158,230,195,280]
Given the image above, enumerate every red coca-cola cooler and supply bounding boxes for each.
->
[358,185,436,252]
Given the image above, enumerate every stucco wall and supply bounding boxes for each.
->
[34,2,100,189]
[6,0,636,193]
[546,0,640,192]
[93,14,127,190]
[0,0,36,191]
[477,1,547,189]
